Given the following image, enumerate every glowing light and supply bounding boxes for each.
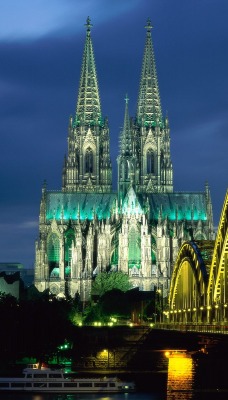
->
[167,352,193,394]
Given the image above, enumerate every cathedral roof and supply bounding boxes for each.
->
[145,192,208,221]
[46,192,117,221]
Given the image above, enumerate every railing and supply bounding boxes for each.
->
[155,323,228,335]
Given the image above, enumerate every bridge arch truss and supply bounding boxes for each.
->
[168,191,228,325]
[168,241,214,323]
[207,191,228,323]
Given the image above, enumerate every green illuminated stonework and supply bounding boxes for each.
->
[34,18,214,300]
[46,192,116,221]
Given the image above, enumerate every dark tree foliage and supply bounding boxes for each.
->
[0,292,74,368]
[100,289,132,316]
[83,289,132,324]
[0,292,20,363]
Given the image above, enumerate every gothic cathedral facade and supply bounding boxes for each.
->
[34,18,214,300]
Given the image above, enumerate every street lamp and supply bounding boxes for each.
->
[103,349,109,369]
[153,313,157,324]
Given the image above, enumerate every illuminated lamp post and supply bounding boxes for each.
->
[153,313,157,324]
[224,303,227,322]
[200,306,204,323]
[207,305,212,324]
[156,284,163,322]
[215,303,219,322]
[103,349,109,369]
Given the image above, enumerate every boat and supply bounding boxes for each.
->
[0,363,135,393]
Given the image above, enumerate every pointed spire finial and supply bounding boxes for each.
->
[85,16,93,32]
[145,18,153,32]
[125,94,129,104]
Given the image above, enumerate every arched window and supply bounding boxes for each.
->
[85,148,93,173]
[124,160,129,180]
[47,234,60,264]
[147,149,154,173]
[64,229,75,267]
[47,234,60,276]
[76,148,80,168]
[128,226,141,268]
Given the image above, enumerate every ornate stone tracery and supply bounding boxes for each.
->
[34,18,214,301]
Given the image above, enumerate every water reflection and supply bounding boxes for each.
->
[166,350,194,400]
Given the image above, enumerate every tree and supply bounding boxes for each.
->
[100,289,132,317]
[91,272,132,297]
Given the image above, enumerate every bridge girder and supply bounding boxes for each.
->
[168,241,209,322]
[168,191,228,325]
[207,191,228,315]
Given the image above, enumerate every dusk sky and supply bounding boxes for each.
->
[0,0,228,269]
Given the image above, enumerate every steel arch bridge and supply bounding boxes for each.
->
[168,190,228,324]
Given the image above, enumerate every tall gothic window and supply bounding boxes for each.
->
[147,149,154,173]
[85,148,93,173]
[124,160,129,180]
[47,234,60,263]
[47,234,60,276]
[64,228,75,277]
[128,226,141,268]
[76,148,80,168]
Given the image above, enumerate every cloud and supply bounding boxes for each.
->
[0,0,140,41]
[0,220,37,231]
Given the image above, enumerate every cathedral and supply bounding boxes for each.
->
[34,18,214,301]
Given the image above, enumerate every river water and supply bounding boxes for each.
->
[0,346,228,400]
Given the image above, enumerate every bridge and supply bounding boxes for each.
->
[167,190,228,326]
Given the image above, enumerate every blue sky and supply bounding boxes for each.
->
[0,0,228,268]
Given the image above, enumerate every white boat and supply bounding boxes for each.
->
[0,363,135,393]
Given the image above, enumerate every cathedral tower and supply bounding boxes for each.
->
[62,17,112,193]
[133,18,173,194]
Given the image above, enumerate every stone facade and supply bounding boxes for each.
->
[34,18,214,300]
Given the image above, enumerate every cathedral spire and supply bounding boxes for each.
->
[62,17,112,192]
[74,17,102,126]
[119,94,132,156]
[136,18,162,126]
[117,96,137,200]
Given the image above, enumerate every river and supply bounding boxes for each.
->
[1,333,228,400]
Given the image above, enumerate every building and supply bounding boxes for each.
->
[0,263,34,299]
[34,18,214,301]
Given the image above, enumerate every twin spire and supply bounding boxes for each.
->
[136,18,162,126]
[74,17,102,126]
[75,16,162,128]
[66,17,172,195]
